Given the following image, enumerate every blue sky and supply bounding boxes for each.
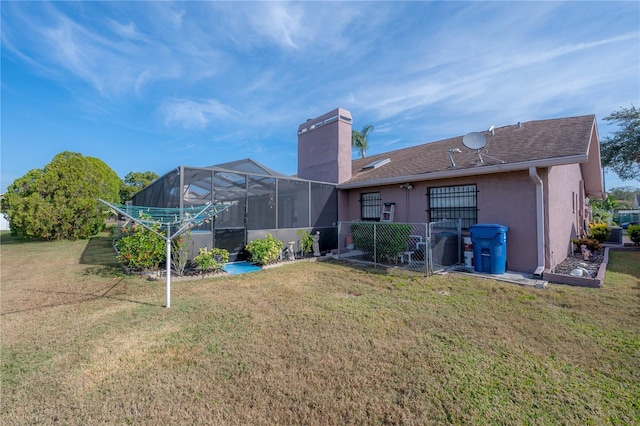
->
[2,1,639,194]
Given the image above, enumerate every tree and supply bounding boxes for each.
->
[590,195,619,224]
[600,106,640,182]
[607,186,639,210]
[352,124,374,159]
[119,171,159,203]
[1,151,121,240]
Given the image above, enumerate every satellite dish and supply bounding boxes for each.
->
[462,132,487,150]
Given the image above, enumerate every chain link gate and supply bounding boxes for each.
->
[428,219,462,275]
[337,219,461,275]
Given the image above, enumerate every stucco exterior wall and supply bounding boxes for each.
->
[474,171,538,273]
[338,170,539,273]
[545,163,585,268]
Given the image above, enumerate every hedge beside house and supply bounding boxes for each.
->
[350,222,412,262]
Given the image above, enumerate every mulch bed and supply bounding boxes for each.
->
[552,251,604,278]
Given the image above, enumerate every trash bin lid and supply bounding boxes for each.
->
[469,224,508,239]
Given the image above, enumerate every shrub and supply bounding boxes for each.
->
[627,224,640,246]
[297,229,314,256]
[193,247,229,273]
[350,222,375,255]
[351,222,412,262]
[116,223,165,270]
[571,237,601,253]
[171,231,192,276]
[588,223,611,242]
[245,234,283,265]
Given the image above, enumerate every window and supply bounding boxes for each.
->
[360,192,381,221]
[427,184,477,228]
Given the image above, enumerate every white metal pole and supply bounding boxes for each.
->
[166,224,171,308]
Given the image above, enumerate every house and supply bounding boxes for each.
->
[297,108,605,277]
[134,107,604,277]
[0,194,9,231]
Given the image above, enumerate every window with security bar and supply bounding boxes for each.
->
[427,184,477,229]
[360,192,381,221]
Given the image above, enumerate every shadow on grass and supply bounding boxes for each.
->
[80,234,124,277]
[80,234,118,266]
[1,232,162,315]
[1,277,159,316]
[0,232,38,245]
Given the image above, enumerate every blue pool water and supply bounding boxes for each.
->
[224,261,262,275]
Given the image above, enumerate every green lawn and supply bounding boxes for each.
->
[1,232,639,424]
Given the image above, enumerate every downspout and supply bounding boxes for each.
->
[529,167,545,278]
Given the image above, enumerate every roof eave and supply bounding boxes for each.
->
[338,154,589,190]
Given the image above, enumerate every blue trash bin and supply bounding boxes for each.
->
[469,224,508,274]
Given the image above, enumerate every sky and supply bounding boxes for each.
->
[1,1,639,194]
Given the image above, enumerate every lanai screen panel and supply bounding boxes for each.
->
[212,171,246,255]
[182,168,213,207]
[212,171,246,228]
[311,182,337,227]
[278,179,310,228]
[132,171,180,208]
[247,175,276,230]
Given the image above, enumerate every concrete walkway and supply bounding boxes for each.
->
[445,265,548,288]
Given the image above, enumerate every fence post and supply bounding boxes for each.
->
[424,223,429,276]
[428,222,433,276]
[457,218,462,265]
[337,222,342,260]
[373,223,377,267]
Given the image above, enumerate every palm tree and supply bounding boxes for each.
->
[352,124,374,159]
[590,195,619,224]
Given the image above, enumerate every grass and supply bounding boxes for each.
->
[1,231,639,424]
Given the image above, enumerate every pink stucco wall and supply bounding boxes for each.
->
[545,164,586,268]
[339,170,540,273]
[475,171,538,273]
[338,164,598,274]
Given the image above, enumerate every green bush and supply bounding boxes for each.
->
[350,222,412,262]
[2,151,121,240]
[245,234,283,265]
[588,223,611,242]
[627,224,640,246]
[297,229,314,255]
[116,223,165,270]
[571,237,601,253]
[350,222,375,256]
[193,247,229,273]
[171,231,192,276]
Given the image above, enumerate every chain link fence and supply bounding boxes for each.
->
[337,219,461,275]
[428,219,462,274]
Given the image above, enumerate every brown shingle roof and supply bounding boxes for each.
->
[346,115,596,185]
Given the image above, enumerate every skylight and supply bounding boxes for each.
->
[362,158,391,170]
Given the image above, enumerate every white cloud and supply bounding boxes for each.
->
[107,19,141,39]
[251,2,302,49]
[161,99,238,129]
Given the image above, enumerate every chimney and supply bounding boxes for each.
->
[297,108,352,184]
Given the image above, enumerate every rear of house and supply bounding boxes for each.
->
[132,107,604,276]
[298,109,604,276]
